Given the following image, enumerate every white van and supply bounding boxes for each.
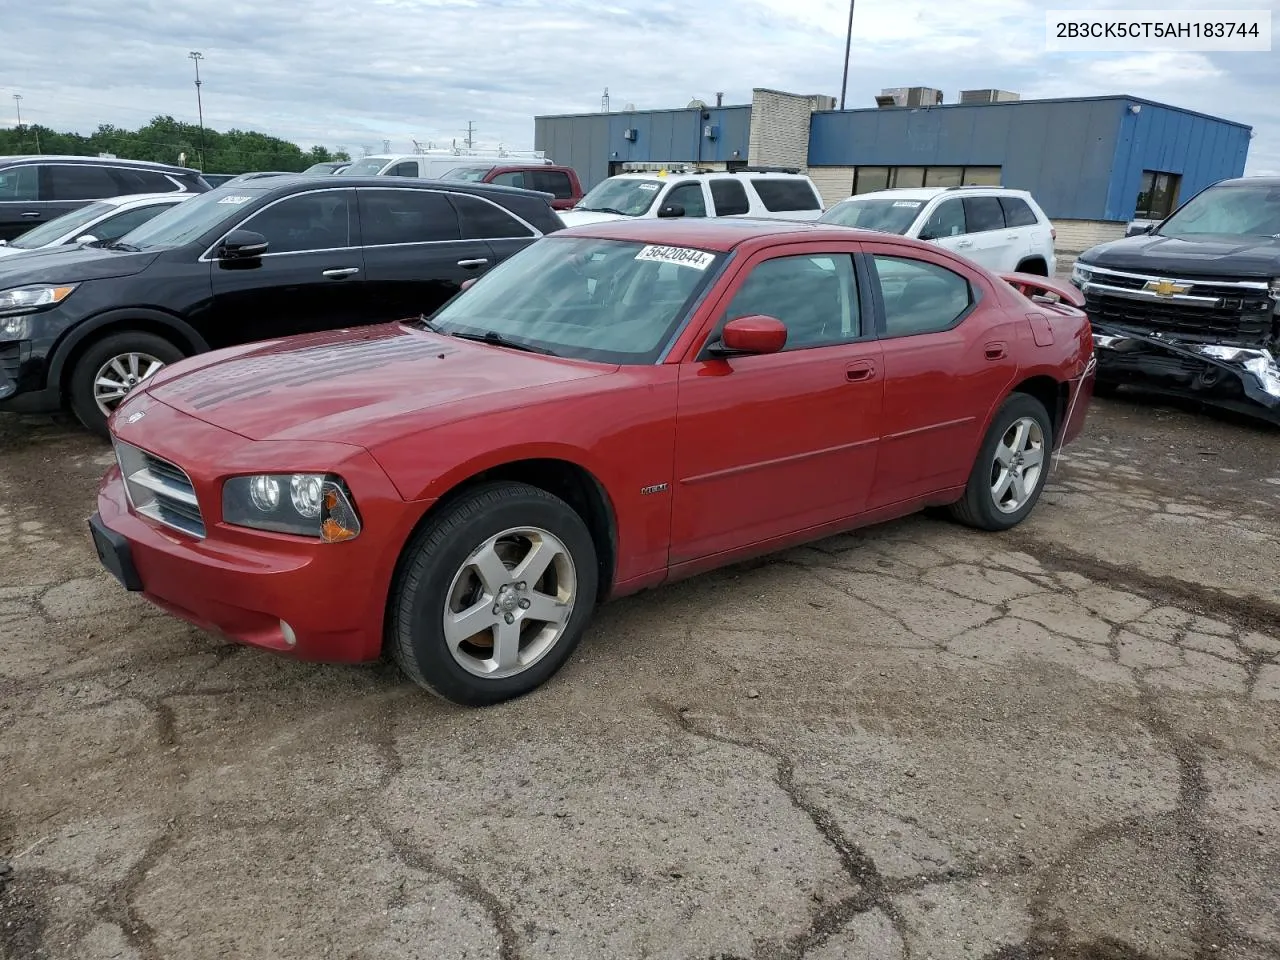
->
[337,150,553,181]
[559,169,825,227]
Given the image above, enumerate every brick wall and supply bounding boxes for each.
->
[807,167,856,208]
[1052,219,1125,254]
[747,89,832,170]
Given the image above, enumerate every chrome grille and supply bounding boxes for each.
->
[114,441,206,538]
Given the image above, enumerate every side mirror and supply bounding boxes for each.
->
[657,203,686,218]
[75,234,99,245]
[1125,220,1155,237]
[218,229,269,260]
[713,315,788,356]
[460,277,479,292]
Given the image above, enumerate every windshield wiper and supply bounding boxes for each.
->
[103,240,141,252]
[450,330,558,356]
[576,206,628,216]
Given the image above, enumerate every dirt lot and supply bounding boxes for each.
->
[2,387,1279,960]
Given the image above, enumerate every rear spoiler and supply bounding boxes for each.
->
[999,271,1085,309]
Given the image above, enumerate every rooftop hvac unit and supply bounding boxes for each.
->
[959,89,1021,104]
[880,86,944,107]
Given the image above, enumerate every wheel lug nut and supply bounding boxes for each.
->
[518,598,530,609]
[492,605,500,615]
[504,613,515,624]
[517,581,526,590]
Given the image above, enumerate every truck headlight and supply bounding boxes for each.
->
[222,473,361,542]
[1070,263,1093,288]
[0,284,77,318]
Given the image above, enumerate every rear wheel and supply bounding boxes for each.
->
[68,331,184,438]
[388,482,599,706]
[949,393,1053,531]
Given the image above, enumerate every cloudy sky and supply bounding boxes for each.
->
[2,0,1277,173]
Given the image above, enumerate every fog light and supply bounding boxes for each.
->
[280,620,297,647]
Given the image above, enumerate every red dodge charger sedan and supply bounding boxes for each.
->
[89,218,1095,705]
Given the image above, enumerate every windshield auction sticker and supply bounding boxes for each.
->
[217,195,254,204]
[635,245,716,269]
[892,200,923,207]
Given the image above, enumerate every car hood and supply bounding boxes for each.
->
[1080,233,1280,279]
[0,244,160,285]
[557,210,632,227]
[142,323,615,445]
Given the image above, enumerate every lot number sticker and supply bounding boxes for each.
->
[635,245,715,270]
[637,182,661,191]
[218,195,253,204]
[892,200,923,207]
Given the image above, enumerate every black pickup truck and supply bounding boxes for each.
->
[1070,176,1280,423]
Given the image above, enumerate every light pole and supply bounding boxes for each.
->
[12,94,23,151]
[188,51,206,169]
[839,0,855,110]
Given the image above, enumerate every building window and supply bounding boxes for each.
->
[848,165,1003,194]
[1135,170,1181,219]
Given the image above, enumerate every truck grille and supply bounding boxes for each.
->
[114,441,206,539]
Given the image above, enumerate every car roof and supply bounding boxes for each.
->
[554,217,902,252]
[96,192,193,207]
[1213,175,1280,188]
[230,175,555,201]
[0,154,201,175]
[604,170,809,180]
[836,186,1027,203]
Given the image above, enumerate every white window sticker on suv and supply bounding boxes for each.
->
[637,183,660,192]
[217,195,253,204]
[892,200,923,207]
[635,245,715,270]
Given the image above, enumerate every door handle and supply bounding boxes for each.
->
[322,267,360,279]
[21,212,40,219]
[985,341,1007,361]
[457,258,489,269]
[955,239,973,248]
[846,360,876,382]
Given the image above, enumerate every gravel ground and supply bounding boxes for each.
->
[2,383,1279,960]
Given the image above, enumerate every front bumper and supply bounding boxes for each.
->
[91,400,427,662]
[0,340,59,413]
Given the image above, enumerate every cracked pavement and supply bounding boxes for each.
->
[2,388,1279,960]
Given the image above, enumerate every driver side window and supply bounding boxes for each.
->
[919,198,966,240]
[721,254,860,349]
[665,181,707,217]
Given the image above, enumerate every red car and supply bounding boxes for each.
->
[439,163,584,210]
[89,219,1095,706]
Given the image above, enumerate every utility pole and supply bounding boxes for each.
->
[188,51,206,169]
[464,121,476,151]
[12,95,23,151]
[382,138,391,153]
[839,0,855,110]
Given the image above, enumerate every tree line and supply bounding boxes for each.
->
[0,115,351,174]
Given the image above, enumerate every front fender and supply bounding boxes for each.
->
[47,307,210,390]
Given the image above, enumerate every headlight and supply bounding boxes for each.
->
[1070,263,1093,288]
[0,284,77,318]
[0,315,29,342]
[1270,278,1280,313]
[222,473,362,542]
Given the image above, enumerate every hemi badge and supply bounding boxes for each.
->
[640,483,669,496]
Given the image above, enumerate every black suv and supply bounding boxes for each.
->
[1071,176,1280,423]
[0,156,210,242]
[0,176,563,435]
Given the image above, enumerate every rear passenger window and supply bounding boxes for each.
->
[961,196,1006,233]
[449,193,534,239]
[490,171,527,189]
[389,162,419,177]
[530,170,574,199]
[360,189,459,245]
[750,178,821,212]
[109,168,178,195]
[999,196,1039,227]
[47,165,119,201]
[872,256,972,337]
[710,179,749,216]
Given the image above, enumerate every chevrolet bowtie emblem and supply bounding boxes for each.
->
[1144,279,1190,297]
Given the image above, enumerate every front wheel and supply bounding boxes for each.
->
[68,331,185,438]
[948,393,1053,531]
[388,482,599,706]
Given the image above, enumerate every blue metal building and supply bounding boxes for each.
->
[533,93,1251,228]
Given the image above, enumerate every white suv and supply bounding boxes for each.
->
[820,186,1056,275]
[559,169,825,227]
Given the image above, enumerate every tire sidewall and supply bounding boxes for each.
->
[970,395,1054,530]
[396,490,599,706]
[69,331,185,437]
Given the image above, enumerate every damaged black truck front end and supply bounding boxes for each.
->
[1070,176,1280,423]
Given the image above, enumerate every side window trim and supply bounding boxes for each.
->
[863,249,983,340]
[692,243,869,361]
[200,187,360,261]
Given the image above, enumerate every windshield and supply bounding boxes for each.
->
[9,201,114,249]
[440,167,491,181]
[818,197,924,234]
[429,236,721,364]
[337,157,388,176]
[1158,183,1280,239]
[574,178,663,216]
[114,188,262,251]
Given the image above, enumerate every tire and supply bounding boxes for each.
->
[68,331,185,438]
[388,481,600,706]
[1015,258,1048,276]
[948,393,1054,532]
